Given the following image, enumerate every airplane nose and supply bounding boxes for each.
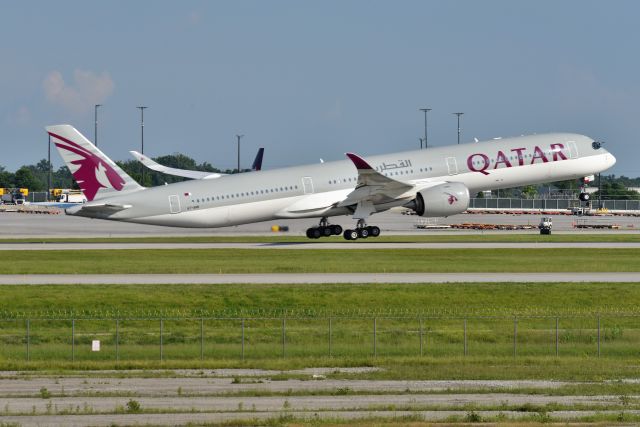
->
[606,153,616,167]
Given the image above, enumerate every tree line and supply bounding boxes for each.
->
[0,153,243,192]
[0,154,638,200]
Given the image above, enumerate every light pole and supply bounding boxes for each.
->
[47,134,52,201]
[453,112,464,144]
[419,108,431,149]
[137,106,147,184]
[94,104,101,147]
[419,138,424,150]
[236,134,244,173]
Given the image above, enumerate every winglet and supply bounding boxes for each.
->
[130,150,223,180]
[346,152,373,170]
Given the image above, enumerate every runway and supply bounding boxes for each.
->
[2,210,639,237]
[2,272,639,284]
[1,242,640,250]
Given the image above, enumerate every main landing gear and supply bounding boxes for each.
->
[306,217,343,239]
[343,219,381,240]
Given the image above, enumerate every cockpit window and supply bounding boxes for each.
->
[592,141,602,150]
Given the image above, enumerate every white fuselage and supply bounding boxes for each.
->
[70,133,615,227]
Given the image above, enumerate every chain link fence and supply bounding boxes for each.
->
[469,198,640,211]
[1,313,638,362]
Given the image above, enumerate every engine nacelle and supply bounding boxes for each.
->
[411,182,470,217]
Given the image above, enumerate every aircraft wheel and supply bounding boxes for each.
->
[322,226,332,237]
[307,227,321,239]
[331,225,343,235]
[343,229,358,240]
[369,226,380,237]
[579,192,590,201]
[358,228,369,239]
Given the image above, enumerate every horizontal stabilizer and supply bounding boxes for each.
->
[66,202,132,215]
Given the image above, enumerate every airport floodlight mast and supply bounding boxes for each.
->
[419,108,431,149]
[236,134,244,173]
[94,104,101,147]
[453,112,464,144]
[47,134,51,200]
[137,106,147,184]
[419,137,424,149]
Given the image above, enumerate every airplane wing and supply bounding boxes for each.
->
[129,151,224,180]
[337,153,414,218]
[278,153,418,219]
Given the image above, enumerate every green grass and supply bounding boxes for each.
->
[1,233,640,243]
[1,248,639,274]
[2,282,640,316]
[2,283,640,375]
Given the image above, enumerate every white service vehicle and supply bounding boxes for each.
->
[539,216,553,235]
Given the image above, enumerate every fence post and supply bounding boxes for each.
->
[115,319,119,362]
[464,318,467,356]
[419,317,423,357]
[241,318,245,361]
[71,319,75,362]
[556,317,558,357]
[373,317,377,357]
[26,319,30,362]
[200,318,204,361]
[513,317,517,358]
[160,319,163,361]
[597,315,601,357]
[282,317,286,358]
[328,317,332,357]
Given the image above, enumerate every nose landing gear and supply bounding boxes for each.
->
[343,219,381,240]
[305,217,343,239]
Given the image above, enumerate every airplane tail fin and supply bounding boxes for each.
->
[252,147,264,171]
[46,124,143,201]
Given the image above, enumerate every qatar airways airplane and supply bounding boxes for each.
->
[47,124,616,240]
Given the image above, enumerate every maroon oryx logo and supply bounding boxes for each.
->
[446,193,458,205]
[49,132,125,201]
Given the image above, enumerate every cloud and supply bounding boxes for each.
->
[43,69,115,114]
[5,106,31,126]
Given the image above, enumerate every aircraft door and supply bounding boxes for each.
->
[446,157,458,175]
[567,141,578,159]
[169,195,181,214]
[302,177,314,194]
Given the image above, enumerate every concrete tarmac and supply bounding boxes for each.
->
[5,410,638,427]
[1,272,639,284]
[2,210,639,237]
[0,374,631,426]
[1,241,640,250]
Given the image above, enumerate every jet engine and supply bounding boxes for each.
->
[409,182,470,217]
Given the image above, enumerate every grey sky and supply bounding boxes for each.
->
[1,1,637,176]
